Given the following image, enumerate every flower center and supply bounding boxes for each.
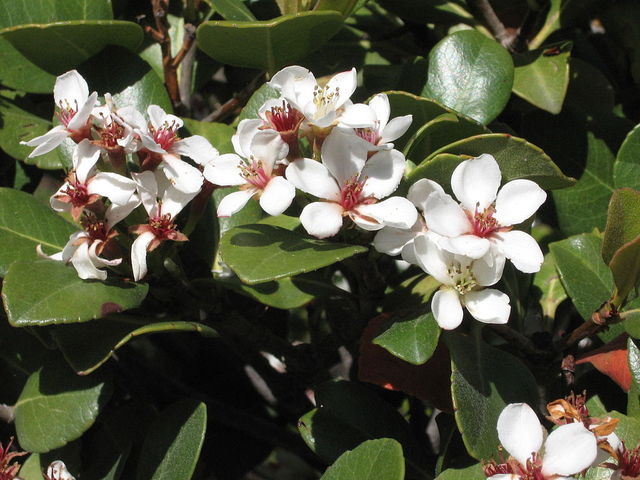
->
[339,176,367,212]
[447,262,477,295]
[82,213,109,242]
[150,121,179,151]
[468,204,502,237]
[617,443,640,478]
[240,159,271,190]
[148,213,178,240]
[484,453,545,480]
[100,120,126,149]
[63,180,90,207]
[355,127,381,145]
[313,84,340,120]
[264,101,304,133]
[57,99,79,128]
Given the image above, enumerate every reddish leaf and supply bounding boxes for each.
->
[358,314,453,412]
[575,334,632,391]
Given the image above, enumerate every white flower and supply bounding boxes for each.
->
[21,70,98,157]
[424,154,547,273]
[414,235,509,329]
[50,139,138,221]
[285,129,417,238]
[268,65,357,128]
[338,93,413,152]
[45,460,76,480]
[488,403,598,480]
[130,171,198,281]
[204,129,295,217]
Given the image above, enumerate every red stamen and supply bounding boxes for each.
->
[355,127,381,145]
[150,121,180,151]
[467,204,508,237]
[339,176,369,212]
[241,160,271,190]
[264,101,304,133]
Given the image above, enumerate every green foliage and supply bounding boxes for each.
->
[372,311,440,365]
[320,438,405,480]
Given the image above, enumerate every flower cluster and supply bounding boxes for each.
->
[23,70,217,281]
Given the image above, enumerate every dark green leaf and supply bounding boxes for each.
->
[549,233,615,320]
[407,134,575,190]
[623,298,640,338]
[0,0,112,27]
[52,317,217,375]
[602,189,640,264]
[3,260,149,326]
[512,41,571,114]
[614,123,640,190]
[136,399,207,480]
[373,311,440,365]
[529,0,602,49]
[437,464,484,480]
[378,0,476,26]
[182,118,235,154]
[210,0,256,21]
[610,237,640,306]
[445,332,539,460]
[19,442,81,480]
[219,223,367,284]
[0,21,144,74]
[238,83,280,122]
[532,252,567,321]
[423,30,514,124]
[196,12,344,74]
[314,0,359,17]
[14,355,113,453]
[320,438,404,480]
[0,36,55,93]
[0,188,76,276]
[629,338,640,388]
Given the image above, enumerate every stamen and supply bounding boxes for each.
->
[240,158,271,189]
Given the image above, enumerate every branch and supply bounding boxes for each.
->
[201,73,266,123]
[467,0,517,50]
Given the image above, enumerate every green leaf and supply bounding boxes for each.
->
[373,311,440,365]
[196,11,344,73]
[0,188,76,276]
[219,223,367,284]
[614,124,640,190]
[314,0,359,17]
[0,36,55,93]
[238,83,281,122]
[530,0,605,49]
[0,97,63,169]
[423,30,514,124]
[182,118,235,154]
[320,438,404,480]
[445,332,539,461]
[602,189,640,264]
[51,317,218,375]
[210,0,256,21]
[297,381,423,467]
[3,260,149,326]
[19,442,81,480]
[532,252,567,321]
[610,236,640,306]
[512,41,572,114]
[629,338,640,388]
[549,233,615,320]
[14,354,113,453]
[404,112,488,163]
[407,134,575,190]
[0,0,112,27]
[610,411,640,445]
[378,0,476,26]
[0,21,144,74]
[624,298,640,338]
[136,399,207,480]
[437,464,484,480]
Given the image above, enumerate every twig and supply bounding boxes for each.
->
[489,324,553,360]
[467,0,517,50]
[201,73,266,123]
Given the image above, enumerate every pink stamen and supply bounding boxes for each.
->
[484,452,545,480]
[467,204,507,237]
[264,101,304,133]
[339,176,368,212]
[56,100,78,128]
[355,127,381,146]
[148,212,178,241]
[617,443,640,478]
[241,160,271,190]
[63,181,90,208]
[151,121,179,151]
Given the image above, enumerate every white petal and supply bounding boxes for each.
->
[407,179,445,211]
[497,403,544,466]
[46,460,76,480]
[105,194,140,228]
[464,288,511,324]
[259,176,295,216]
[50,184,71,213]
[432,288,464,330]
[232,118,262,157]
[471,252,505,286]
[487,475,521,480]
[159,154,203,195]
[494,179,547,226]
[158,181,198,219]
[203,153,245,186]
[172,135,219,166]
[88,241,121,268]
[339,103,378,129]
[356,197,418,230]
[54,70,89,108]
[299,202,344,238]
[368,93,390,128]
[326,68,357,110]
[373,224,419,256]
[140,132,168,154]
[147,104,169,130]
[70,242,107,280]
[424,192,471,237]
[542,423,598,476]
[72,139,101,183]
[401,240,418,265]
[413,235,453,285]
[67,91,98,131]
[321,129,366,186]
[132,171,159,217]
[217,189,256,217]
[285,158,340,200]
[440,234,491,259]
[250,129,289,172]
[132,231,156,282]
[21,126,69,157]
[493,230,544,273]
[360,149,406,199]
[89,172,137,205]
[116,106,147,131]
[380,115,413,144]
[451,154,501,211]
[61,232,87,262]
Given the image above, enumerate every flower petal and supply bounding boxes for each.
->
[285,158,340,200]
[368,93,390,128]
[432,288,464,329]
[232,118,262,157]
[250,129,289,172]
[73,139,101,183]
[172,135,219,166]
[159,154,204,195]
[542,422,598,476]
[360,149,406,199]
[407,179,445,212]
[69,242,107,281]
[451,154,501,211]
[131,231,156,282]
[440,234,491,259]
[326,68,357,110]
[464,288,511,324]
[299,202,344,238]
[46,460,76,480]
[321,129,366,186]
[413,234,453,284]
[494,179,547,226]
[380,115,413,144]
[493,230,544,273]
[21,126,69,158]
[373,222,420,256]
[89,172,137,205]
[424,192,471,237]
[471,252,505,286]
[356,196,418,230]
[132,171,159,217]
[54,70,89,108]
[203,153,245,186]
[105,194,140,228]
[67,91,98,131]
[497,403,544,466]
[339,103,378,129]
[259,176,296,216]
[217,188,256,217]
